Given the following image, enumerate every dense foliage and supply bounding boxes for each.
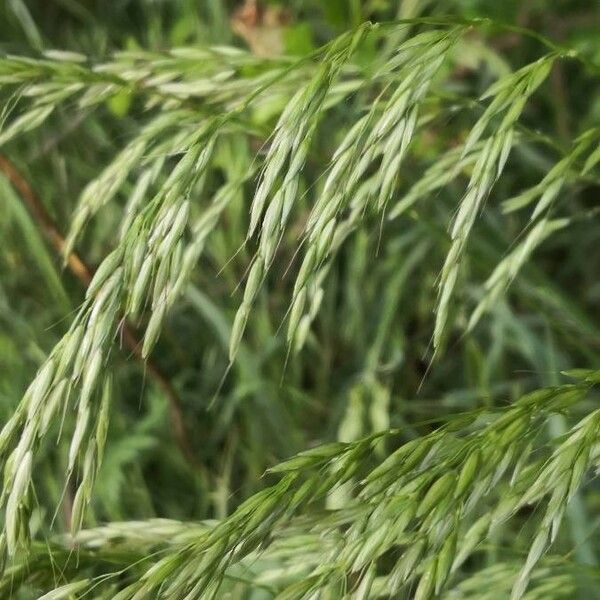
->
[0,1,599,599]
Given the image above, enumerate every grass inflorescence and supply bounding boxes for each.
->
[0,7,599,600]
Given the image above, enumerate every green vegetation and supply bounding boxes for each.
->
[0,1,599,598]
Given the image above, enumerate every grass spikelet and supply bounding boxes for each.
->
[5,451,32,555]
[433,55,555,352]
[468,217,569,331]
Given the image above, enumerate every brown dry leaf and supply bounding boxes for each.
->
[231,0,291,57]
